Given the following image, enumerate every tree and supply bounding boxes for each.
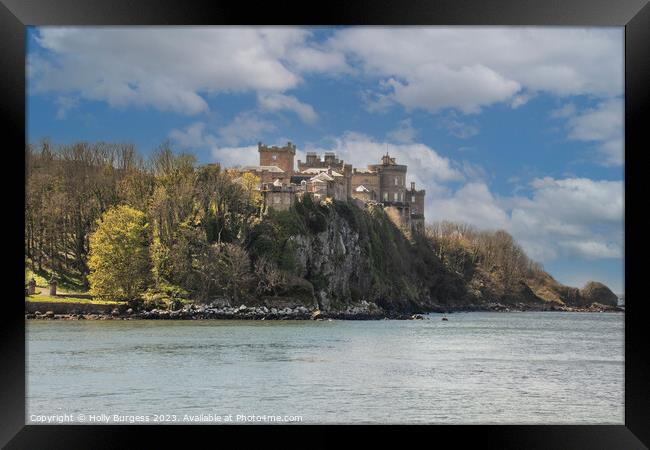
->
[87,205,151,300]
[254,256,287,296]
[217,242,253,303]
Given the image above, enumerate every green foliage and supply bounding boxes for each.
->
[294,194,329,233]
[87,205,151,300]
[24,267,48,288]
[332,200,359,232]
[247,206,306,274]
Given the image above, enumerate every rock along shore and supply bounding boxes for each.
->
[25,300,622,321]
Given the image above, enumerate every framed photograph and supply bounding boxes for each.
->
[2,0,649,447]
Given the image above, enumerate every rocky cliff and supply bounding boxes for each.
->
[247,198,620,315]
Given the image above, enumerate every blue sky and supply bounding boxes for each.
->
[26,26,625,295]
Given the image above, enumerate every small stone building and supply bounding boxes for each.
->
[298,152,352,198]
[261,180,295,212]
[238,165,286,184]
[351,169,380,201]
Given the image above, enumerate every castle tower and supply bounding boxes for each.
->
[258,141,296,175]
[368,152,408,204]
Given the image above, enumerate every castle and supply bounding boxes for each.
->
[232,141,425,233]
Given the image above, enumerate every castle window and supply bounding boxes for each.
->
[383,192,388,201]
[394,177,398,186]
[394,192,398,201]
[272,154,277,161]
[411,195,415,202]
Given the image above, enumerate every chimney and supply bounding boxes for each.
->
[411,182,415,190]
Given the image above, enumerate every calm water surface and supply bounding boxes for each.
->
[27,312,624,424]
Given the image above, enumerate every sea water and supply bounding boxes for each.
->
[26,311,624,424]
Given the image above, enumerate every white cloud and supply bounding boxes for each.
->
[440,117,479,139]
[550,103,577,119]
[257,92,318,123]
[217,112,276,146]
[385,64,520,114]
[523,177,623,224]
[550,99,623,166]
[387,119,417,143]
[561,240,622,259]
[283,45,350,73]
[510,91,536,109]
[211,145,259,168]
[306,132,464,191]
[509,177,623,260]
[55,95,79,119]
[30,27,310,115]
[30,27,623,119]
[429,182,510,230]
[566,99,624,166]
[169,122,216,148]
[327,27,623,114]
[424,175,623,263]
[170,112,277,149]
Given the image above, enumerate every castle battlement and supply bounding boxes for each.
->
[258,141,296,154]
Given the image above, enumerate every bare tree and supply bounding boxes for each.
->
[254,256,287,296]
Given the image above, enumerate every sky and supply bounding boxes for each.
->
[26,26,625,295]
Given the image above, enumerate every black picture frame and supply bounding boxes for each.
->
[2,0,648,448]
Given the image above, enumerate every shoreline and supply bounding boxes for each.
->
[25,302,624,321]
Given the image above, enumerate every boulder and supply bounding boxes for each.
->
[580,281,618,307]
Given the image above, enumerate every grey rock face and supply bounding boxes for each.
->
[290,214,366,312]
